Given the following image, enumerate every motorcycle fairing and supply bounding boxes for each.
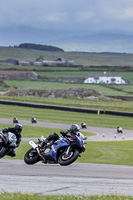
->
[42,140,69,162]
[73,135,84,148]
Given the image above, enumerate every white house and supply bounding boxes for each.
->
[84,72,126,84]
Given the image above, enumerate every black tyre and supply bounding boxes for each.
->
[24,148,40,165]
[0,146,6,159]
[58,149,79,166]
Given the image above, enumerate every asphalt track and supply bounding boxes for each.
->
[0,117,133,141]
[0,118,133,196]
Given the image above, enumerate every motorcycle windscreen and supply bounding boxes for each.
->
[8,132,17,144]
[73,135,83,147]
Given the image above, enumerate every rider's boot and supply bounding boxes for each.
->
[39,138,49,148]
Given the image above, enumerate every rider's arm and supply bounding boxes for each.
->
[2,127,14,133]
[60,130,70,137]
[16,134,22,147]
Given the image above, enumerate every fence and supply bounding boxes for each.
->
[0,99,133,117]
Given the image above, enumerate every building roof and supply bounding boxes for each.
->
[87,72,121,78]
[54,57,65,61]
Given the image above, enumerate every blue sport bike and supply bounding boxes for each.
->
[24,133,87,166]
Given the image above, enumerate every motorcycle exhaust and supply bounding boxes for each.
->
[29,141,37,149]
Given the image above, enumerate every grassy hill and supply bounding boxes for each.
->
[1,46,133,67]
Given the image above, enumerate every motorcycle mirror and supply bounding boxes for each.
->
[84,136,87,140]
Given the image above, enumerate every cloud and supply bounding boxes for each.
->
[43,12,67,23]
[1,0,133,34]
[0,0,73,29]
[77,11,94,22]
[118,8,133,20]
[97,0,133,21]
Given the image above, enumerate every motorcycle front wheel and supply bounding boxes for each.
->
[24,148,40,165]
[0,146,6,159]
[58,149,79,166]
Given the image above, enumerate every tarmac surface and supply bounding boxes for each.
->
[0,118,133,196]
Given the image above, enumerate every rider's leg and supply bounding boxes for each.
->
[7,149,16,157]
[40,133,59,148]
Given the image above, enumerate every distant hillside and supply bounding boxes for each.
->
[1,24,133,53]
[51,33,133,53]
[18,43,64,52]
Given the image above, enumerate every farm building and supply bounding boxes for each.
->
[0,71,38,80]
[84,72,126,84]
[4,57,74,66]
[37,57,74,66]
[4,59,19,65]
[19,61,31,66]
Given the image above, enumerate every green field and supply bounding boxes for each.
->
[111,84,133,93]
[4,80,133,96]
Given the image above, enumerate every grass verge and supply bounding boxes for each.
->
[79,140,133,165]
[0,104,132,130]
[1,192,133,200]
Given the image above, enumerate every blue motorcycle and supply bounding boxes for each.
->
[24,134,87,166]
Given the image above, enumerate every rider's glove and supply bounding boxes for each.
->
[9,143,17,148]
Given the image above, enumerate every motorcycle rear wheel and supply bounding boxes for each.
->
[24,148,40,165]
[58,149,79,166]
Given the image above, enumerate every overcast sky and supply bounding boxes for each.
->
[1,0,133,49]
[1,0,133,33]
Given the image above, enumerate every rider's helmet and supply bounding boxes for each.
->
[14,123,23,135]
[69,124,80,135]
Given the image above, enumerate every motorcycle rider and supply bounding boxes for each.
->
[40,124,86,148]
[60,124,86,139]
[31,116,37,123]
[1,123,23,157]
[81,122,87,129]
[13,116,18,123]
[117,126,123,133]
